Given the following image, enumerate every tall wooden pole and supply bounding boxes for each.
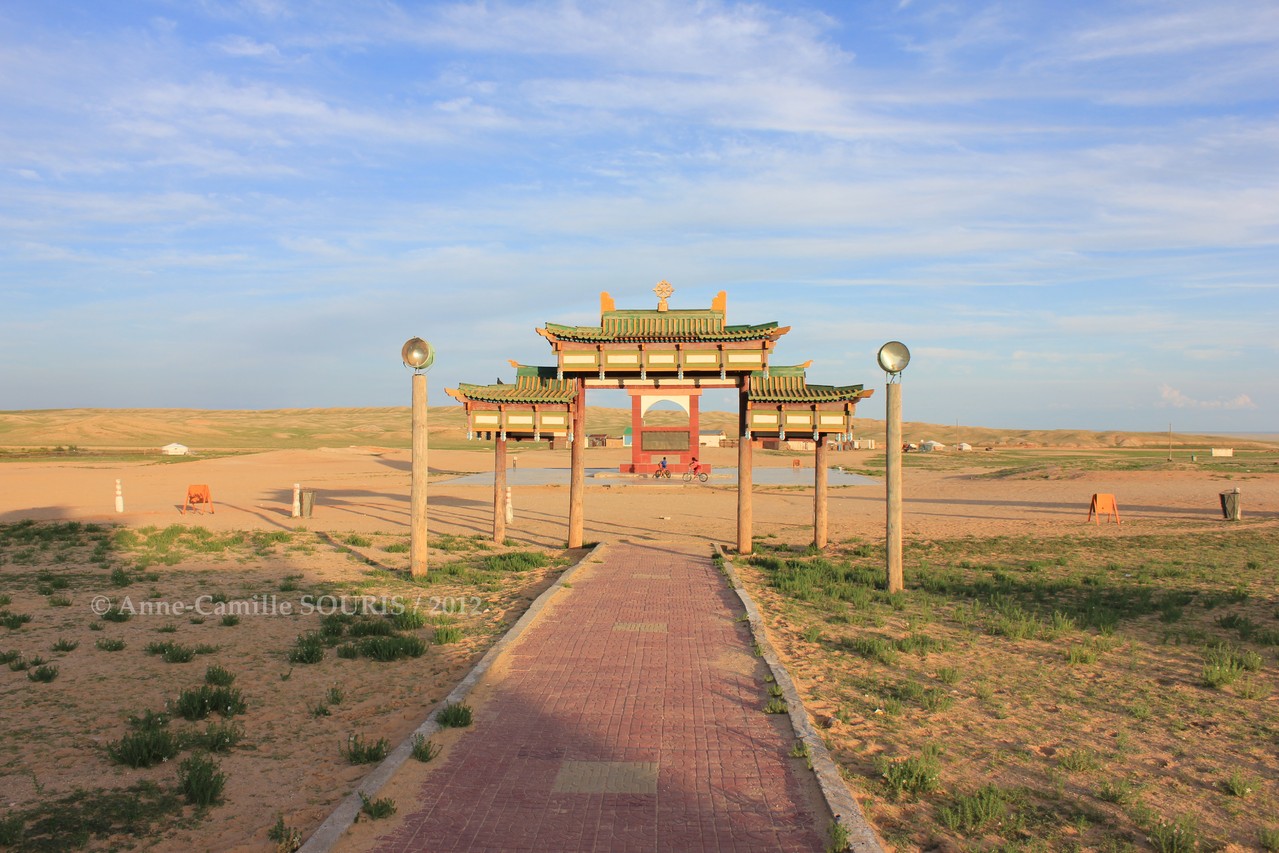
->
[737,381,753,555]
[568,380,586,548]
[493,434,507,545]
[886,381,903,593]
[410,372,429,578]
[814,437,828,549]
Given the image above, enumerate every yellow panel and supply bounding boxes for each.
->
[647,353,677,364]
[563,353,597,365]
[474,414,500,424]
[540,415,566,425]
[684,353,718,364]
[508,415,534,425]
[751,413,778,424]
[819,414,846,425]
[606,353,640,364]
[727,353,762,363]
[785,414,811,425]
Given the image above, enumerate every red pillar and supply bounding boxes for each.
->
[688,393,700,466]
[630,391,644,473]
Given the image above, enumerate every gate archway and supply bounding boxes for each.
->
[447,283,872,554]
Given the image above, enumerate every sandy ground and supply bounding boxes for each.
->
[2,444,1276,850]
[4,444,1276,547]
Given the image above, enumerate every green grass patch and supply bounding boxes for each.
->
[359,633,427,661]
[358,791,396,819]
[0,781,183,852]
[342,734,389,764]
[108,713,179,768]
[172,685,246,720]
[436,702,473,728]
[178,754,226,807]
[410,733,441,762]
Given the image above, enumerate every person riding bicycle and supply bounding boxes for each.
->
[688,457,704,476]
[659,457,668,473]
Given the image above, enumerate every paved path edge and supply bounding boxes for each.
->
[297,542,607,853]
[713,544,885,853]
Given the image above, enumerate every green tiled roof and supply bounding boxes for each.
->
[543,312,783,342]
[513,364,560,379]
[748,374,868,403]
[453,376,578,404]
[755,364,809,378]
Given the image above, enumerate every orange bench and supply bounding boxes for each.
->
[182,485,214,515]
[1087,493,1119,524]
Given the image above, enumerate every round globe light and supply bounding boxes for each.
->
[876,341,911,374]
[401,337,434,371]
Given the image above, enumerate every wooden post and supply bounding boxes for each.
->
[886,381,903,593]
[737,383,753,555]
[814,437,828,549]
[568,380,586,548]
[410,372,429,578]
[493,434,507,545]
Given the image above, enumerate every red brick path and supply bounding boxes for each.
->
[370,541,826,853]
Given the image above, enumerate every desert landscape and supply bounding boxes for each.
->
[1,407,1277,851]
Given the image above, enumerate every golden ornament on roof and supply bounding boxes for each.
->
[654,279,674,312]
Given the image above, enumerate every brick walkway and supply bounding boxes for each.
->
[370,541,827,853]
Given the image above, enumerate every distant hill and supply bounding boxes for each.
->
[0,407,1273,452]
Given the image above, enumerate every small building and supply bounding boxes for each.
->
[698,429,726,448]
[622,427,633,448]
[1211,448,1234,457]
[605,435,626,449]
[920,441,946,452]
[957,442,973,452]
[762,438,817,451]
[161,442,189,456]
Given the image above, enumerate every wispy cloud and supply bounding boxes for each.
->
[1158,384,1258,410]
[0,1,1275,430]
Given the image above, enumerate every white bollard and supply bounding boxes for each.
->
[292,483,302,518]
[504,486,514,524]
[114,479,124,513]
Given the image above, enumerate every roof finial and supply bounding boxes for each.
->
[654,279,674,312]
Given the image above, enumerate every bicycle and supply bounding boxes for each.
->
[652,468,671,479]
[683,469,708,483]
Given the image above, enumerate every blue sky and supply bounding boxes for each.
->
[1,1,1275,432]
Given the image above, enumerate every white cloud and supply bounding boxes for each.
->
[1068,3,1279,62]
[215,35,284,60]
[1158,384,1257,410]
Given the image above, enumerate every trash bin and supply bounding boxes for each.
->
[1219,488,1241,521]
[300,489,316,518]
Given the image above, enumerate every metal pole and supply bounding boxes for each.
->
[493,434,507,545]
[886,381,903,593]
[410,372,429,577]
[814,438,828,549]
